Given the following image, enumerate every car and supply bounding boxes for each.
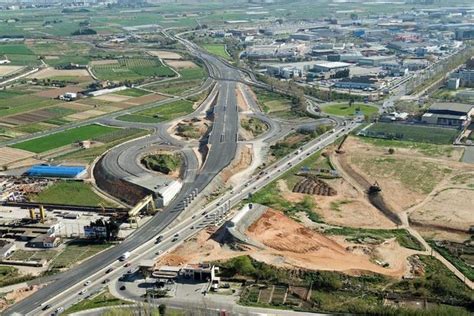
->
[124,263,131,267]
[55,307,64,315]
[83,280,91,286]
[105,267,114,274]
[156,250,163,255]
[190,225,194,229]
[174,233,179,237]
[41,304,51,311]
[192,215,196,219]
[155,235,163,243]
[120,285,126,291]
[172,237,178,242]
[79,289,87,295]
[202,211,207,215]
[102,279,110,284]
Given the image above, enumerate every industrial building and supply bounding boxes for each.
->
[422,102,474,127]
[359,55,397,67]
[451,69,474,87]
[333,76,381,90]
[24,165,86,179]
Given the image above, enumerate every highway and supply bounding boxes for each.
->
[6,33,341,316]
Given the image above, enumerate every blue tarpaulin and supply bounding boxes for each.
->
[25,165,86,178]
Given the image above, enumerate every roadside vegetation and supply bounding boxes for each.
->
[255,88,305,119]
[64,290,131,315]
[358,137,455,157]
[322,102,378,117]
[216,255,472,315]
[325,227,424,251]
[141,153,182,175]
[0,266,34,288]
[240,117,268,138]
[270,126,331,159]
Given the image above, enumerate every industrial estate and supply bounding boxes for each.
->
[0,0,472,315]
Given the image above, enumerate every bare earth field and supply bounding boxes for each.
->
[157,209,418,278]
[148,50,182,60]
[124,93,168,105]
[35,86,83,99]
[27,67,91,79]
[166,60,197,69]
[94,94,132,102]
[409,172,474,234]
[338,137,473,212]
[0,65,23,76]
[0,147,35,165]
[64,109,106,121]
[90,59,119,66]
[276,177,394,229]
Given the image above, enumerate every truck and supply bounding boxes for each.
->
[119,251,130,261]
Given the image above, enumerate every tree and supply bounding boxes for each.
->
[158,304,166,316]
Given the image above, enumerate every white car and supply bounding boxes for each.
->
[84,280,91,286]
[79,289,87,295]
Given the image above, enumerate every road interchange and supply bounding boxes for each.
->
[6,34,342,316]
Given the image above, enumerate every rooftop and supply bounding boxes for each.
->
[429,102,474,114]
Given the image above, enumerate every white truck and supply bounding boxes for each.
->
[119,251,130,261]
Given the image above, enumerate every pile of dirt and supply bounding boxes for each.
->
[293,176,337,196]
[221,145,253,183]
[247,210,346,254]
[0,285,39,312]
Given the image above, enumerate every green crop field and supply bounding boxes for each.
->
[11,124,119,153]
[117,99,193,123]
[30,181,116,206]
[114,88,150,97]
[202,44,230,59]
[361,123,459,144]
[322,102,378,117]
[92,57,175,81]
[0,95,60,117]
[0,44,34,55]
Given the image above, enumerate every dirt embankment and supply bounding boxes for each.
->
[221,145,253,184]
[157,209,416,278]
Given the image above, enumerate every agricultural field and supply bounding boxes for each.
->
[30,181,115,206]
[202,44,230,60]
[11,124,119,153]
[57,128,149,164]
[322,102,378,117]
[361,122,459,144]
[92,57,175,82]
[146,66,206,96]
[0,95,61,118]
[117,99,193,123]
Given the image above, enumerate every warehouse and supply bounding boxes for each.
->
[24,165,86,179]
[422,102,474,127]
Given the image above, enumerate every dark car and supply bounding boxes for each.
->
[120,285,126,291]
[102,279,110,284]
[41,304,51,311]
[172,237,178,242]
[155,235,163,243]
[105,267,114,274]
